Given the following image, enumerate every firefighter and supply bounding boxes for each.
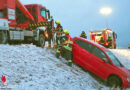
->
[61,30,73,66]
[100,37,105,46]
[56,30,73,66]
[80,31,87,39]
[46,27,53,48]
[107,35,112,48]
[55,20,63,46]
[47,19,55,48]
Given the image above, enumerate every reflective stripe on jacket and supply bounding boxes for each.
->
[63,34,73,45]
[63,34,73,51]
[80,33,87,38]
[56,24,63,37]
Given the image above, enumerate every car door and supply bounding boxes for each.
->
[89,46,114,78]
[72,40,80,63]
[73,40,93,70]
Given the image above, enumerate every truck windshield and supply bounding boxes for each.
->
[105,51,123,67]
[40,9,46,18]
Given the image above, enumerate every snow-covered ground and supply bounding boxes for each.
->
[0,44,130,90]
[110,49,130,69]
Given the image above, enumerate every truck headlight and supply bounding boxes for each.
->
[45,33,48,38]
[127,77,130,82]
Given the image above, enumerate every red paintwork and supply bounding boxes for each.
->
[0,0,16,27]
[72,37,130,88]
[16,0,34,21]
[0,0,48,29]
[25,4,47,23]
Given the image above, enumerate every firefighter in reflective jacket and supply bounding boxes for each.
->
[55,20,63,46]
[56,30,73,66]
[100,37,105,46]
[107,35,112,48]
[62,30,73,66]
[80,31,87,39]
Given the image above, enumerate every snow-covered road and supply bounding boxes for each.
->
[0,44,130,90]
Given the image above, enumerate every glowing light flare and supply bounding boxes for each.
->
[100,8,112,15]
[45,33,49,38]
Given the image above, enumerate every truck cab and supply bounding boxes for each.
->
[0,0,54,47]
[25,4,51,24]
[15,4,51,29]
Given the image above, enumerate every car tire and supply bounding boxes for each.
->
[39,34,45,48]
[107,76,122,88]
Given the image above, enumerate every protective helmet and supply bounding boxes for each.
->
[108,35,111,38]
[55,20,60,24]
[63,30,69,34]
[82,31,85,33]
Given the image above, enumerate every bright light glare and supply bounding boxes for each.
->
[100,8,112,15]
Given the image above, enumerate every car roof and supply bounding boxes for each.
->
[73,37,108,51]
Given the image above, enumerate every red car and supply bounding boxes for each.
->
[72,37,130,89]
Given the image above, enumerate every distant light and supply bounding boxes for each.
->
[100,7,112,15]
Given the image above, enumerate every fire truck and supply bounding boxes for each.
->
[90,29,117,48]
[0,0,54,47]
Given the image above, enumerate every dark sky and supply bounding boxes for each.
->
[22,0,130,48]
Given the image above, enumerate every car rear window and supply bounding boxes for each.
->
[75,40,92,52]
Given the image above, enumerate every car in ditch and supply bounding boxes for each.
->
[72,37,130,89]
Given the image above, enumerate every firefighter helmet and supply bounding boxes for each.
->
[63,30,69,34]
[55,20,60,24]
[108,35,111,38]
[82,31,85,33]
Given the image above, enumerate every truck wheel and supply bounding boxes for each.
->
[0,31,8,44]
[39,34,45,48]
[107,76,122,88]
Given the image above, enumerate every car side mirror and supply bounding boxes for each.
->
[102,58,108,63]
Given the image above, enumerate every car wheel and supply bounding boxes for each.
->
[107,76,122,88]
[39,34,45,48]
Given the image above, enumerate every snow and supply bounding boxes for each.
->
[0,44,130,90]
[110,49,130,69]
